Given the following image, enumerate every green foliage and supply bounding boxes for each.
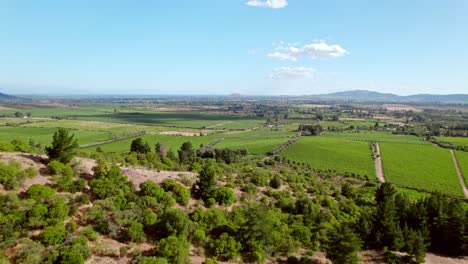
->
[140,180,165,199]
[27,184,56,202]
[92,156,111,177]
[131,138,151,154]
[157,236,190,264]
[215,187,235,205]
[90,166,132,200]
[157,208,190,238]
[15,238,44,264]
[326,224,362,264]
[128,221,146,243]
[0,161,23,189]
[162,179,191,205]
[45,128,78,164]
[207,232,241,260]
[193,160,218,202]
[178,141,196,164]
[42,225,66,245]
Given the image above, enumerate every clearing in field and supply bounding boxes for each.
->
[281,137,376,179]
[380,143,463,197]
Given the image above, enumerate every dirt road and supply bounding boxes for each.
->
[372,142,385,183]
[450,150,468,199]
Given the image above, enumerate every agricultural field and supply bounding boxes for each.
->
[81,134,216,153]
[216,127,297,155]
[281,137,376,179]
[380,143,463,196]
[0,126,110,145]
[324,130,427,144]
[454,151,468,186]
[437,136,468,146]
[0,105,264,129]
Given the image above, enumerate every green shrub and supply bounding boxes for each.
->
[42,225,66,245]
[216,187,235,205]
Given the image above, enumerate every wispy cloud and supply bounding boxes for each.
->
[246,0,288,9]
[268,67,316,79]
[268,41,348,61]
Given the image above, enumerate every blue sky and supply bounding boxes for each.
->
[1,0,467,95]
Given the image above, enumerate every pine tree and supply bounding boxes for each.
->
[178,142,195,164]
[193,160,218,201]
[45,129,78,164]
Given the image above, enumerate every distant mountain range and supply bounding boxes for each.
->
[1,90,468,103]
[310,90,468,103]
[0,92,18,101]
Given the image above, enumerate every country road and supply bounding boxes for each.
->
[450,150,468,199]
[373,142,385,183]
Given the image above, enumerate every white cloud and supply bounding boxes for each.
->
[268,67,316,79]
[246,0,288,9]
[267,52,297,61]
[268,41,348,61]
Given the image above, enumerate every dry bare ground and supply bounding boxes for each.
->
[424,253,468,264]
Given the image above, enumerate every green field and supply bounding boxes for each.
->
[437,136,468,146]
[216,128,297,155]
[0,126,110,145]
[454,151,468,186]
[281,137,376,179]
[380,143,463,196]
[324,131,427,144]
[81,134,217,153]
[0,106,263,129]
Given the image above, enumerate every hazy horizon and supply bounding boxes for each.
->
[1,1,467,96]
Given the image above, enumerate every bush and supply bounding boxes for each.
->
[216,187,235,205]
[128,221,146,243]
[42,225,66,245]
[27,184,56,202]
[157,236,190,264]
[207,233,241,260]
[140,180,165,199]
[0,161,21,190]
[162,180,191,205]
